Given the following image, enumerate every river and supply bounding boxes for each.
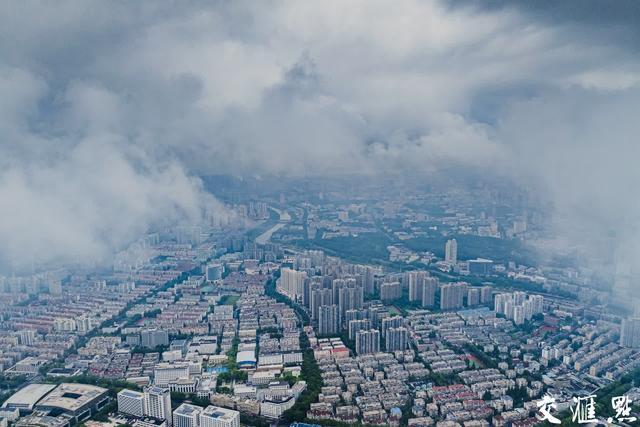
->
[255,207,291,245]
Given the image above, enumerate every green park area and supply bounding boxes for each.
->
[219,294,240,306]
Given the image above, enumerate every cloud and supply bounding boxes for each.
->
[565,70,640,91]
[1,0,639,278]
[0,67,224,271]
[498,88,640,266]
[0,141,211,267]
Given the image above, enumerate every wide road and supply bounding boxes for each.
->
[255,207,291,245]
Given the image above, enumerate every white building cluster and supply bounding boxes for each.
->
[117,386,173,425]
[172,403,240,427]
[494,292,543,325]
[118,387,241,427]
[276,268,307,302]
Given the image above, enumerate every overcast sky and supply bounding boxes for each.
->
[1,0,639,271]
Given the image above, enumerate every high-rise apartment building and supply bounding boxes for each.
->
[381,316,404,338]
[200,405,240,427]
[338,282,364,320]
[480,286,493,304]
[304,276,323,307]
[277,268,307,302]
[331,279,347,304]
[421,277,438,308]
[310,287,333,320]
[144,386,173,425]
[173,403,201,427]
[513,305,525,325]
[380,282,402,301]
[355,329,380,355]
[467,288,480,307]
[17,330,36,346]
[407,271,428,302]
[620,318,640,348]
[445,239,458,264]
[367,305,384,329]
[529,294,544,313]
[318,305,340,335]
[117,389,145,417]
[306,250,325,268]
[348,319,371,340]
[386,327,409,352]
[440,282,465,310]
[344,309,364,324]
[76,316,93,334]
[494,293,508,314]
[513,291,527,306]
[363,266,376,295]
[494,292,544,324]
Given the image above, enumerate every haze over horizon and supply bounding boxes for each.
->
[2,0,640,279]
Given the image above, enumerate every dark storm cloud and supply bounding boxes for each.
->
[447,0,640,40]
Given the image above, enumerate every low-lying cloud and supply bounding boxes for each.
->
[1,0,639,276]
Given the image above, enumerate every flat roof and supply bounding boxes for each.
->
[118,389,144,399]
[202,405,238,420]
[36,383,108,413]
[236,350,256,363]
[2,383,57,410]
[174,403,202,415]
[145,386,168,394]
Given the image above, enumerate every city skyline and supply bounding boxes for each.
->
[1,1,640,426]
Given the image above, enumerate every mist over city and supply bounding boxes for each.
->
[1,1,640,427]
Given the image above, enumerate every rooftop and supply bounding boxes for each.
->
[202,405,238,420]
[236,350,257,363]
[118,389,144,399]
[174,403,202,415]
[36,383,108,412]
[1,383,57,410]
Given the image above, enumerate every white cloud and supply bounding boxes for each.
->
[566,70,640,91]
[1,0,639,272]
